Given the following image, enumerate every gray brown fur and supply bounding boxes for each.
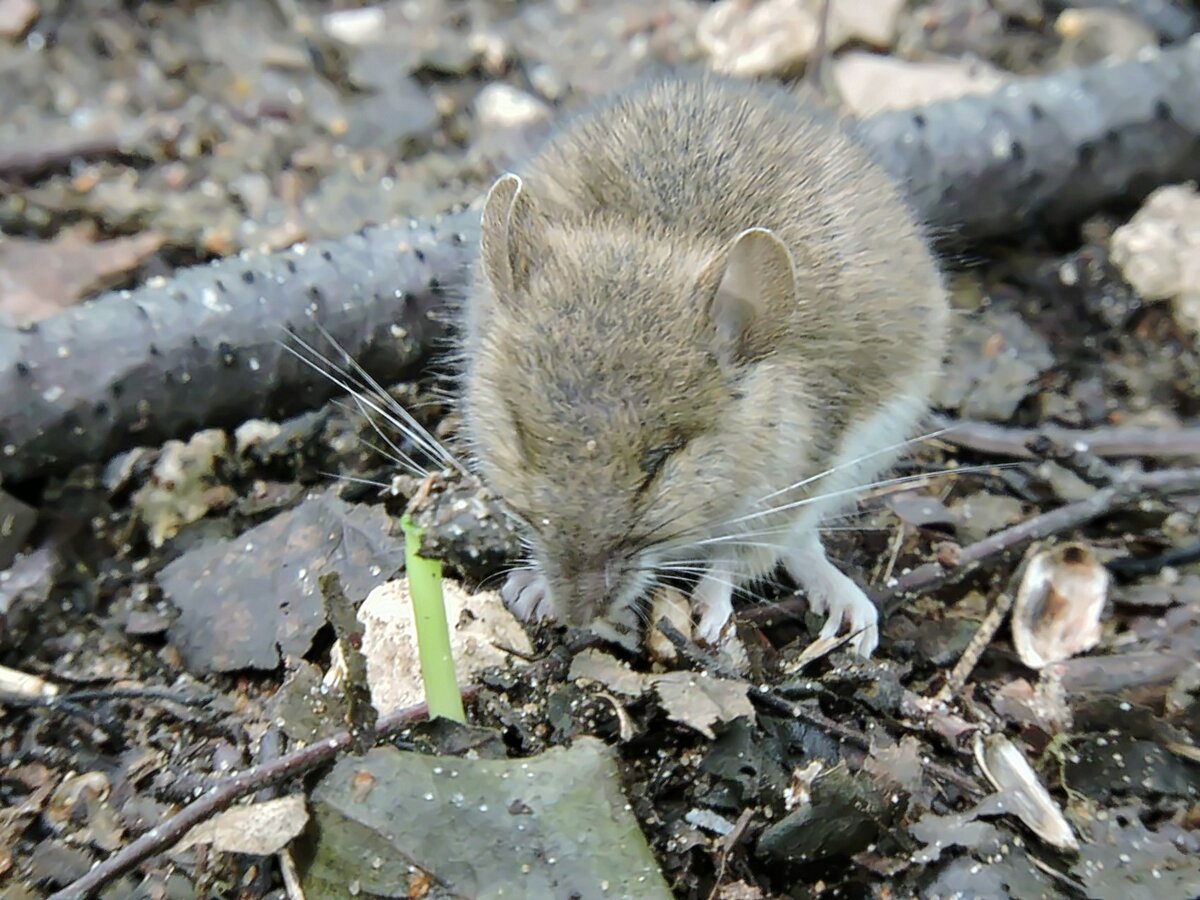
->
[460,71,949,645]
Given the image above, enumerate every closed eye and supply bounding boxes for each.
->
[638,438,685,491]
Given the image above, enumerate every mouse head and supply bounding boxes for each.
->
[462,173,807,628]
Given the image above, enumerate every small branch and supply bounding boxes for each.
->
[934,416,1200,461]
[320,572,378,752]
[0,128,148,180]
[1024,433,1122,487]
[46,690,477,900]
[880,467,1200,616]
[938,556,1033,699]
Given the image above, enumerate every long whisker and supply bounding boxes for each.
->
[342,399,431,476]
[717,462,1017,531]
[281,335,436,471]
[318,471,395,491]
[280,326,469,477]
[756,423,955,504]
[631,437,1007,557]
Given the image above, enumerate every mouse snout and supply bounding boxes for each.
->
[547,552,624,628]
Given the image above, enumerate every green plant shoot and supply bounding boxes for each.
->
[400,513,465,723]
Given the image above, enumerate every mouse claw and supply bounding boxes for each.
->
[816,589,879,658]
[501,570,553,623]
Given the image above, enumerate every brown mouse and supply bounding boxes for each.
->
[458,70,949,656]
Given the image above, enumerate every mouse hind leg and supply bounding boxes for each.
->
[782,393,934,657]
[783,531,879,656]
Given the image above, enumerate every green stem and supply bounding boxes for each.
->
[400,513,466,723]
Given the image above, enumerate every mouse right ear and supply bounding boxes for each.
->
[480,173,537,297]
[697,227,798,366]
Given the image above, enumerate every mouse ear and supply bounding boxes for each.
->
[480,173,538,297]
[697,227,798,365]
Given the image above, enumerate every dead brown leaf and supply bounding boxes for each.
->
[0,226,163,326]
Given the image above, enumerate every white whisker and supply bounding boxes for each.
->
[318,471,394,491]
[721,462,1016,531]
[756,424,955,504]
[280,325,469,477]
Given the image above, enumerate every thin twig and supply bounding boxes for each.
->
[880,467,1200,616]
[934,416,1200,461]
[0,131,137,179]
[1024,434,1122,487]
[47,690,478,900]
[938,552,1035,700]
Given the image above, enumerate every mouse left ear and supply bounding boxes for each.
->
[480,173,539,297]
[696,227,798,365]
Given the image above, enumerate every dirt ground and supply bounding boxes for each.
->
[1,1,1199,898]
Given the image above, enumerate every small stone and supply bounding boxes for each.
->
[698,0,819,78]
[1054,8,1158,67]
[322,6,385,45]
[0,0,37,41]
[832,51,1009,116]
[528,64,567,102]
[1110,183,1200,335]
[474,82,552,131]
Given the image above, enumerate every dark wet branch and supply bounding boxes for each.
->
[0,211,473,482]
[3,39,1200,484]
[0,128,146,180]
[858,35,1200,242]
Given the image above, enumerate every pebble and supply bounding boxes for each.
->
[0,0,38,41]
[474,82,552,131]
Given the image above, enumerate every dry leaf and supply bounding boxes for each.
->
[175,795,309,855]
[568,648,649,697]
[0,227,163,326]
[645,587,751,674]
[645,588,695,664]
[651,671,755,739]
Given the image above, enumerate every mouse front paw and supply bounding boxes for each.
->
[501,570,554,623]
[690,573,735,646]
